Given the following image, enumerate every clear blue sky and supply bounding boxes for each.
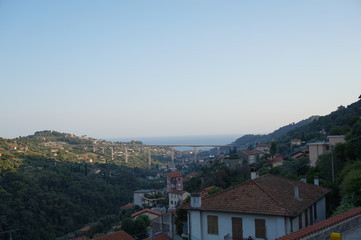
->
[1,1,360,139]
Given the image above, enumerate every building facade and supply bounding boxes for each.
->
[166,171,183,193]
[184,175,330,240]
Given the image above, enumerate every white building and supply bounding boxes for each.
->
[183,174,330,240]
[168,190,190,209]
[133,189,157,207]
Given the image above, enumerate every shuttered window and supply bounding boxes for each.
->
[207,215,219,235]
[232,217,243,240]
[255,219,266,239]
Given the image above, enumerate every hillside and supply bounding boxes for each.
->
[227,100,361,156]
[231,116,317,147]
[0,131,171,240]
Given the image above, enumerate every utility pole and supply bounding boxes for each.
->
[331,145,335,184]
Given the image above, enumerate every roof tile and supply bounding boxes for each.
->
[183,174,330,217]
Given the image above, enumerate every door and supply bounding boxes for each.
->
[232,217,243,240]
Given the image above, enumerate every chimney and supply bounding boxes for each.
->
[190,193,201,208]
[294,184,301,201]
[250,168,258,179]
[314,176,319,186]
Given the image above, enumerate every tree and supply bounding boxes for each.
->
[270,142,277,157]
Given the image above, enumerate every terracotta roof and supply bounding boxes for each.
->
[169,190,187,195]
[131,208,161,218]
[120,202,134,209]
[269,154,284,163]
[76,226,92,232]
[275,207,361,240]
[93,230,135,240]
[253,149,265,154]
[242,150,256,155]
[183,174,330,217]
[256,143,271,147]
[166,171,182,178]
[242,150,264,155]
[185,172,199,178]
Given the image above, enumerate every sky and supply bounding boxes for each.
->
[1,1,360,140]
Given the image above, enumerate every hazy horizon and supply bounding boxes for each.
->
[105,133,244,145]
[1,1,360,139]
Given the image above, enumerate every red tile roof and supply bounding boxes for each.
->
[131,208,161,218]
[166,171,182,178]
[269,154,284,163]
[242,150,256,155]
[120,202,134,209]
[242,150,264,155]
[275,207,361,240]
[76,226,92,232]
[183,174,330,217]
[93,230,135,240]
[256,143,271,147]
[169,190,187,195]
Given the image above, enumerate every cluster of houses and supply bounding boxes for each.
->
[70,134,351,240]
[223,135,345,171]
[127,171,355,240]
[123,135,349,239]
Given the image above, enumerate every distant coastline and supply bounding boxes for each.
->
[105,134,242,150]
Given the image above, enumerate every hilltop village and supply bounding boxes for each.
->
[1,99,361,240]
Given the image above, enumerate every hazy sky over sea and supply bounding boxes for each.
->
[1,1,360,139]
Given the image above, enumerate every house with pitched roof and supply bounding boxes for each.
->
[166,171,184,193]
[168,190,190,209]
[182,174,330,240]
[133,189,157,207]
[255,143,271,154]
[308,135,345,167]
[239,150,264,164]
[131,208,162,221]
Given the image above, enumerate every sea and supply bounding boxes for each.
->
[105,134,242,151]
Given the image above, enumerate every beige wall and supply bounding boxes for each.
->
[328,136,345,146]
[309,144,329,167]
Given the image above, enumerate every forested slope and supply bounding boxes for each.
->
[0,142,162,240]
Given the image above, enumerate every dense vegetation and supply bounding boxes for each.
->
[0,136,163,240]
[231,116,316,147]
[1,100,361,239]
[189,100,361,217]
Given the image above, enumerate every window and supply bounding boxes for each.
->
[255,219,266,239]
[305,210,309,227]
[298,214,303,229]
[207,215,219,235]
[232,217,243,240]
[309,207,313,225]
[314,203,317,219]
